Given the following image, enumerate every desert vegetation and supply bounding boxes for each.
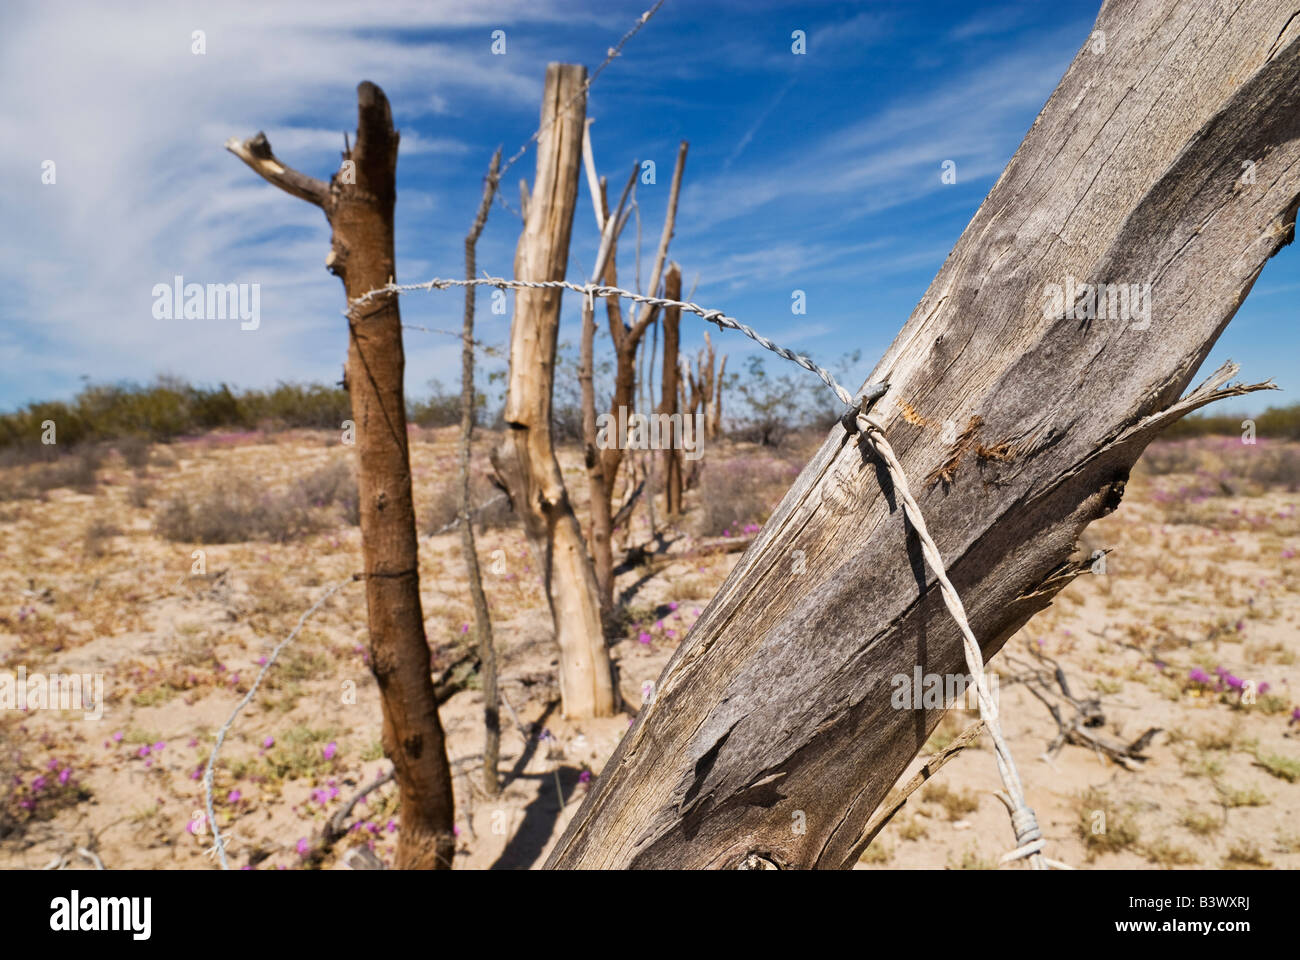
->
[4,0,1300,877]
[0,388,1297,869]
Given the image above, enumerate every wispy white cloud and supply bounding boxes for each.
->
[0,0,586,406]
[680,40,1073,229]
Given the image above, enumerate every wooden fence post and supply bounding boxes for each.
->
[490,63,616,719]
[462,149,502,793]
[546,1,1299,867]
[227,81,455,869]
[659,263,684,515]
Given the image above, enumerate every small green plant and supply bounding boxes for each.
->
[949,843,994,870]
[1215,783,1268,808]
[273,648,331,684]
[1074,787,1140,859]
[897,814,929,841]
[253,725,341,782]
[1142,837,1198,867]
[1181,751,1225,779]
[1254,693,1290,715]
[1194,721,1243,752]
[1180,808,1222,836]
[130,687,176,708]
[1254,750,1300,783]
[1274,830,1300,853]
[859,840,892,865]
[1222,839,1272,869]
[922,781,980,820]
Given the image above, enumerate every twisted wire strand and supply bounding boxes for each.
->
[203,575,355,870]
[342,271,1061,869]
[350,276,857,405]
[497,1,668,181]
[855,413,1049,869]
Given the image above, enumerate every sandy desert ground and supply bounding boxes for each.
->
[0,427,1296,870]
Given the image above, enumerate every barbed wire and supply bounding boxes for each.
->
[346,270,1059,869]
[203,574,357,870]
[853,411,1058,869]
[496,1,668,183]
[402,323,502,357]
[350,276,882,407]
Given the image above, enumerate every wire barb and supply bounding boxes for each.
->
[854,409,1057,870]
[347,275,862,408]
[343,262,1061,870]
[497,1,668,181]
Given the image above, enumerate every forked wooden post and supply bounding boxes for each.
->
[586,142,688,607]
[547,0,1300,868]
[227,82,455,869]
[490,63,617,719]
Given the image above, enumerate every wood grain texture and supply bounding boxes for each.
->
[546,0,1300,869]
[492,64,617,719]
[232,82,457,870]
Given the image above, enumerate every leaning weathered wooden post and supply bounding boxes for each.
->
[547,0,1299,868]
[227,82,455,869]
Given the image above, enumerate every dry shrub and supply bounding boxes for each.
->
[1139,442,1203,476]
[0,447,104,500]
[155,460,357,543]
[298,459,359,526]
[128,482,154,508]
[1241,445,1300,489]
[473,477,513,530]
[422,482,459,534]
[693,455,798,537]
[150,446,178,468]
[422,474,513,536]
[82,518,122,558]
[113,435,152,470]
[1140,437,1300,491]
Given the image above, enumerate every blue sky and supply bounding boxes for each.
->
[1,0,1294,415]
